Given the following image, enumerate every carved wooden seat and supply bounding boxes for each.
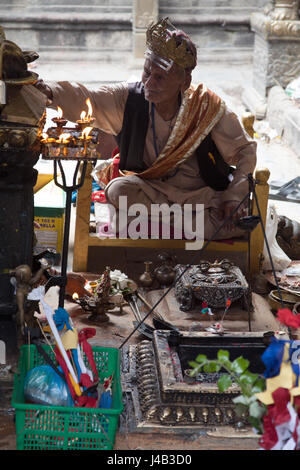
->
[72,165,270,278]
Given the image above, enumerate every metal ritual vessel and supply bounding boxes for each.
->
[174,260,250,312]
[123,330,272,431]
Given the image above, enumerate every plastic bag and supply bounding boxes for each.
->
[24,365,74,407]
[262,205,291,271]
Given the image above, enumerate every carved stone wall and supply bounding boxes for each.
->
[0,0,132,62]
[0,0,269,64]
[251,0,300,95]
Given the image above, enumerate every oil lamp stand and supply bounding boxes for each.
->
[45,158,88,308]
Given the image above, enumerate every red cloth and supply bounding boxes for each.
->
[54,330,100,408]
[78,328,99,382]
[277,308,300,329]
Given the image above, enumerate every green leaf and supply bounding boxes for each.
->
[234,402,249,418]
[217,374,232,392]
[249,400,266,420]
[232,395,250,406]
[203,361,221,373]
[196,354,207,364]
[251,378,266,394]
[239,371,258,386]
[217,350,230,363]
[189,361,200,369]
[231,357,250,375]
[188,362,203,377]
[249,416,264,435]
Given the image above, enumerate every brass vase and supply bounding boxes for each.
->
[139,261,154,288]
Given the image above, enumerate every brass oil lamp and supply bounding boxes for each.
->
[39,98,101,308]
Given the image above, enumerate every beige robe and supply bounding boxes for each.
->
[48,80,257,238]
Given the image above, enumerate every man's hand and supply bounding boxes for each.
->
[34,79,53,101]
[217,200,247,231]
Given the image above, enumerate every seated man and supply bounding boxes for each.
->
[36,18,256,241]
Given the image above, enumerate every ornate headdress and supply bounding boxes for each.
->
[145,17,196,71]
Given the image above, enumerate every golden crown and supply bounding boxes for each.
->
[146,18,196,70]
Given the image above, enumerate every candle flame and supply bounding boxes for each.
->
[86,98,93,119]
[41,132,49,142]
[57,106,63,119]
[72,292,79,300]
[80,110,86,121]
[58,133,71,143]
[81,127,93,139]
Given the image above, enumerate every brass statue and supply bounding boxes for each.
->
[9,260,51,337]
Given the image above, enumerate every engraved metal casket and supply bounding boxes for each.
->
[174,260,250,311]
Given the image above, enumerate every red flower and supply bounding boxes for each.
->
[276,308,300,329]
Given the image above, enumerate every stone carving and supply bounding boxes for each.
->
[252,11,300,39]
[268,44,300,87]
[270,0,299,21]
[249,0,300,103]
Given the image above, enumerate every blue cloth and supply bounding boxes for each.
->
[99,390,112,409]
[53,307,73,331]
[72,181,101,214]
[261,337,286,378]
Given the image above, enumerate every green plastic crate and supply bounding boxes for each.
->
[11,345,123,451]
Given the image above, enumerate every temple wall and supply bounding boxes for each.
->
[0,0,268,63]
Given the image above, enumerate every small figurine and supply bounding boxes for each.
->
[9,259,51,337]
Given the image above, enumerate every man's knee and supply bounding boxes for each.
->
[105,178,139,208]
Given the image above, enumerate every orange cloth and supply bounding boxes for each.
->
[136,83,224,180]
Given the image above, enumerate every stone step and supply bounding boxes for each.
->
[0,0,265,63]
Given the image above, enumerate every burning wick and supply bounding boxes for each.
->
[72,293,79,301]
[57,133,71,157]
[52,106,68,130]
[76,98,95,129]
[78,126,93,157]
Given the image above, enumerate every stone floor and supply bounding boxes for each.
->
[1,56,300,452]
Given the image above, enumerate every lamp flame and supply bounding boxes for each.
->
[86,98,93,119]
[72,292,79,301]
[81,127,93,139]
[80,110,86,121]
[58,133,71,143]
[41,132,49,142]
[57,106,63,119]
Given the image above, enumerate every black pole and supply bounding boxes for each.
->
[51,159,88,309]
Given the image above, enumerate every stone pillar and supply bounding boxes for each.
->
[243,0,300,118]
[132,0,158,60]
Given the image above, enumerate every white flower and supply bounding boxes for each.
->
[109,270,128,288]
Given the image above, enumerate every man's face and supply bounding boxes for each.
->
[141,58,186,104]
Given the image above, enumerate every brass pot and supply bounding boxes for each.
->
[268,289,300,311]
